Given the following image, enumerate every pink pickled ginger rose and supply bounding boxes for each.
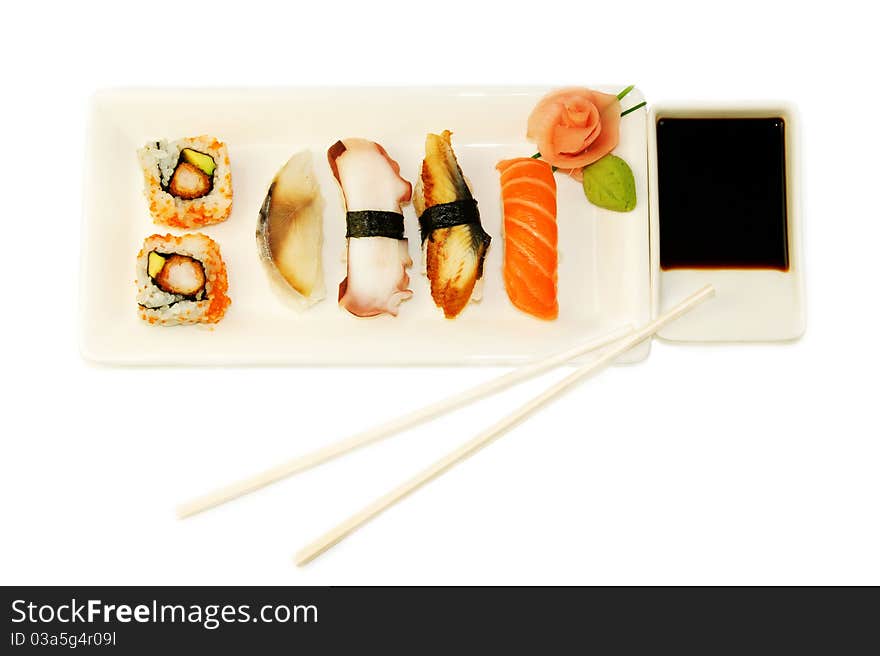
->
[527,87,621,172]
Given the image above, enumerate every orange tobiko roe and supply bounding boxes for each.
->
[526,87,621,173]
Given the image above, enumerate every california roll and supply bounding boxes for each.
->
[137,135,233,228]
[136,233,230,326]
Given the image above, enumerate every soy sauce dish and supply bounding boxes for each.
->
[647,103,805,342]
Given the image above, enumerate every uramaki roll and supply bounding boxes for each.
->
[136,233,230,326]
[137,135,233,229]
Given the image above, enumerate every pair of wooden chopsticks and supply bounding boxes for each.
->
[178,285,714,565]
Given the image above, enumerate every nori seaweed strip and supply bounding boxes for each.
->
[346,211,405,240]
[417,199,481,244]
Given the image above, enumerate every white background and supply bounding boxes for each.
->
[1,0,877,585]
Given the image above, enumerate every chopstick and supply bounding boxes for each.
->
[295,285,714,565]
[178,324,634,519]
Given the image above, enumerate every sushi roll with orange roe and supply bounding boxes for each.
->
[136,233,230,326]
[137,135,233,229]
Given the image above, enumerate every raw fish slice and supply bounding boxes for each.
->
[256,151,326,309]
[413,131,491,319]
[496,157,558,320]
[338,239,413,316]
[328,139,413,317]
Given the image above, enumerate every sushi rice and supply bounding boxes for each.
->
[137,135,233,229]
[136,233,230,326]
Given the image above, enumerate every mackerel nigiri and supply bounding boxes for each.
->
[256,150,325,310]
[496,157,558,320]
[328,139,413,317]
[413,131,491,319]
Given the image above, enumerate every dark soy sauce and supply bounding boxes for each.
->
[656,117,789,271]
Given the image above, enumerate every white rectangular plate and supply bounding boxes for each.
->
[80,87,652,366]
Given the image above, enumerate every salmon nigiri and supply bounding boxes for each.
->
[496,157,558,320]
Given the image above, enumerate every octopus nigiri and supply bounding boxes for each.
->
[328,139,413,317]
[413,131,491,319]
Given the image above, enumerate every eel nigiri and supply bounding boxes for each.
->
[496,157,558,320]
[413,130,491,319]
[328,139,413,317]
[256,150,325,309]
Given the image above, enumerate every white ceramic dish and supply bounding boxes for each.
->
[80,87,652,365]
[647,102,805,342]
